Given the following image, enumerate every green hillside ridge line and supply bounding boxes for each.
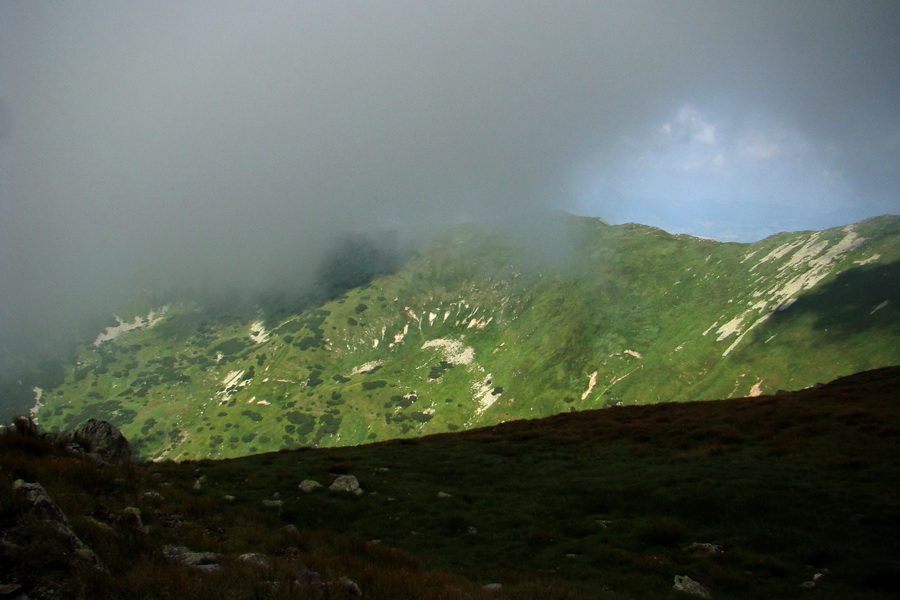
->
[32,215,900,460]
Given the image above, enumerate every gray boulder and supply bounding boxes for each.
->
[14,480,69,524]
[162,545,223,572]
[180,552,223,567]
[673,575,712,598]
[683,542,723,558]
[69,419,132,466]
[12,480,103,569]
[299,479,323,493]
[237,553,269,568]
[329,475,363,496]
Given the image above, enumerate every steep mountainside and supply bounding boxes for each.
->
[31,215,900,460]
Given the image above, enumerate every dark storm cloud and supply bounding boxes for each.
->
[1,1,898,372]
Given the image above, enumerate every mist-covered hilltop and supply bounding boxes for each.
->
[25,214,900,459]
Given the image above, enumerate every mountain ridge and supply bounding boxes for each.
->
[27,214,900,460]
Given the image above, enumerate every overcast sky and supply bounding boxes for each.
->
[1,1,898,365]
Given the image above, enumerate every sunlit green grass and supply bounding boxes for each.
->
[35,215,900,460]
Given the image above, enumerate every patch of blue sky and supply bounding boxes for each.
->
[572,105,884,242]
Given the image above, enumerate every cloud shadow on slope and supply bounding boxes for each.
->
[751,260,900,342]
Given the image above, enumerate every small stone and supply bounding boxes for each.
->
[374,467,391,473]
[84,516,116,533]
[192,563,223,574]
[143,491,164,500]
[813,572,827,582]
[436,491,451,498]
[66,442,85,454]
[163,545,222,570]
[673,575,712,599]
[282,524,300,535]
[467,526,478,535]
[237,553,269,568]
[261,499,283,508]
[683,542,724,558]
[299,479,323,493]
[483,583,503,591]
[801,581,816,589]
[223,495,236,502]
[180,551,222,566]
[329,475,363,496]
[193,476,207,490]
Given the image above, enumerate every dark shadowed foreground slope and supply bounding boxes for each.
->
[3,365,899,599]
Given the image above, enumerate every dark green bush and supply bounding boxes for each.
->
[241,410,262,423]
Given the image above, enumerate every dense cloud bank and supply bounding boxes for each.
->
[1,1,898,385]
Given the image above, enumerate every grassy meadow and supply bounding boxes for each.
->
[23,215,900,461]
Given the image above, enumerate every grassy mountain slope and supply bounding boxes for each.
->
[4,365,899,599]
[33,214,900,460]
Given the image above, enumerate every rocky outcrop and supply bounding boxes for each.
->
[1,479,105,598]
[74,419,132,465]
[11,480,103,569]
[59,419,131,466]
